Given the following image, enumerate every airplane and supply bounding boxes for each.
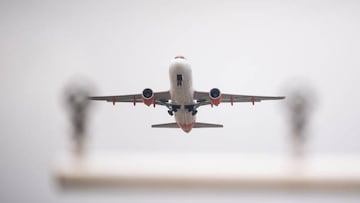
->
[89,56,285,133]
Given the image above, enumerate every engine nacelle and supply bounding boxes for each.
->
[142,88,155,106]
[209,88,222,106]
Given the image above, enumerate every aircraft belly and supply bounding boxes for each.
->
[172,87,195,125]
[169,59,195,126]
[175,109,195,125]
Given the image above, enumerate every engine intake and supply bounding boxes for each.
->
[209,88,222,106]
[142,88,155,106]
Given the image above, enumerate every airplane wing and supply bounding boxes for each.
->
[89,91,171,106]
[193,91,285,106]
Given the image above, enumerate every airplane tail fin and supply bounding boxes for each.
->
[151,122,223,128]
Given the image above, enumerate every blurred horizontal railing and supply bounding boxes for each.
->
[53,152,360,189]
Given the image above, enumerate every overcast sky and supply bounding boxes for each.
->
[1,0,360,202]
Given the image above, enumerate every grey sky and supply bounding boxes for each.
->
[1,0,360,202]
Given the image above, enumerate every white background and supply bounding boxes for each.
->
[1,0,360,202]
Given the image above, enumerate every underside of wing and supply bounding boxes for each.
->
[222,93,285,103]
[89,91,171,105]
[89,94,142,103]
[194,90,285,106]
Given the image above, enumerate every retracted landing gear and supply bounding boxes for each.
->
[168,110,173,116]
[167,104,199,116]
[185,105,198,116]
[167,105,181,116]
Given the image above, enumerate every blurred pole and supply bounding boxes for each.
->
[63,79,93,157]
[283,82,316,160]
[288,92,308,157]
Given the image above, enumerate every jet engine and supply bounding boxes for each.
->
[209,88,222,106]
[142,88,155,106]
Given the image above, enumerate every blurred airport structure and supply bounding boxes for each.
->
[1,0,360,202]
[283,82,317,158]
[63,79,93,156]
[55,78,360,191]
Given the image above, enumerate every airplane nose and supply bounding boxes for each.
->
[174,55,185,59]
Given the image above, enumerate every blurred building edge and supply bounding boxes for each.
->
[63,76,95,157]
[281,79,318,159]
[53,152,360,190]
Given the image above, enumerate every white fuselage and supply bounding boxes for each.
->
[169,58,195,132]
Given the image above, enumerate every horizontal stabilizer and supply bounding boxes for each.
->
[152,122,223,128]
[194,122,223,128]
[151,123,179,128]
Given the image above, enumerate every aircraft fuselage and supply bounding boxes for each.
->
[169,57,195,132]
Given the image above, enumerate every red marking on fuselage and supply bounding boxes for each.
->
[252,96,255,105]
[178,122,195,133]
[112,97,116,105]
